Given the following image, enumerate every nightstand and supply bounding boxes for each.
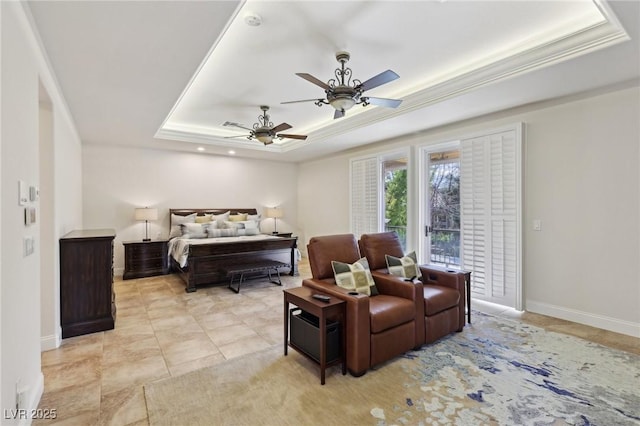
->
[271,232,293,238]
[122,239,169,280]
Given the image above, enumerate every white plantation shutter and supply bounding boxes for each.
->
[460,127,521,309]
[350,157,379,238]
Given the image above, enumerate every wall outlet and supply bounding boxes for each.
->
[23,237,35,256]
[533,220,542,231]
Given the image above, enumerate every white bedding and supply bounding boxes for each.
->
[168,234,285,268]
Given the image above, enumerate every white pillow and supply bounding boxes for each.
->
[223,221,243,230]
[170,213,197,238]
[237,227,259,236]
[240,220,260,230]
[180,223,207,239]
[208,228,238,238]
[212,211,230,222]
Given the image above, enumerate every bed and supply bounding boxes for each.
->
[168,208,298,292]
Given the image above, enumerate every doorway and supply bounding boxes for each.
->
[424,148,461,268]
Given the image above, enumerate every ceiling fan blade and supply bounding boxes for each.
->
[224,135,252,139]
[334,109,345,119]
[296,73,330,90]
[271,123,292,133]
[365,97,403,108]
[222,121,253,132]
[277,134,308,140]
[359,70,400,92]
[281,98,323,105]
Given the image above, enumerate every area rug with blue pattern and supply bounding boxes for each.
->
[383,312,639,425]
[145,312,639,426]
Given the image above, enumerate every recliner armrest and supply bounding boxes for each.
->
[372,272,423,301]
[418,266,465,293]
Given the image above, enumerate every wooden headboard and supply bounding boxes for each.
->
[169,208,258,228]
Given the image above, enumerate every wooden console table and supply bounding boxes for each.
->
[283,287,346,385]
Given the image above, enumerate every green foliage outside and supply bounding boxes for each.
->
[384,169,407,227]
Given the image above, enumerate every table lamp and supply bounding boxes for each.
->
[134,207,158,241]
[265,207,284,234]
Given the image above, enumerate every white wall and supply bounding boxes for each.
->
[82,145,299,275]
[1,2,83,420]
[296,156,351,249]
[298,85,640,337]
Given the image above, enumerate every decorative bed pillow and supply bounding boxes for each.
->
[229,213,248,222]
[180,223,208,239]
[385,251,422,279]
[195,214,213,223]
[240,220,259,230]
[237,228,260,236]
[247,213,261,221]
[223,221,243,230]
[169,213,197,238]
[331,258,379,296]
[212,211,230,222]
[207,228,238,238]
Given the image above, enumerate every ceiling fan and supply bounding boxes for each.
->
[223,106,308,145]
[282,51,402,119]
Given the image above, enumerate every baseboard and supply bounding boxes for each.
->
[40,328,61,351]
[526,300,640,338]
[7,372,45,425]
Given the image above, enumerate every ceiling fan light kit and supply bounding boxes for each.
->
[282,51,402,119]
[224,105,307,146]
[224,52,401,147]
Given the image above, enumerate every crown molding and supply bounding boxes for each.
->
[156,2,629,152]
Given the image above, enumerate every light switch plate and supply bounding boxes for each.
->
[18,180,28,206]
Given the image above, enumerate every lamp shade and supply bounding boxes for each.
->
[134,207,158,221]
[265,207,283,219]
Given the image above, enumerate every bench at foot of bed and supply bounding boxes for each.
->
[226,260,290,293]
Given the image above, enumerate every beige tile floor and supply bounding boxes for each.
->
[36,260,639,425]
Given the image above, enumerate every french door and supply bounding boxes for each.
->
[420,124,522,310]
[423,146,461,268]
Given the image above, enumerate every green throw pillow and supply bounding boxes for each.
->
[385,251,422,279]
[331,258,379,296]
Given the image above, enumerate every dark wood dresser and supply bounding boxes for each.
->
[60,229,116,338]
[122,239,169,279]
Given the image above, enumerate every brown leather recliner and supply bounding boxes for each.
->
[302,234,423,377]
[359,231,465,345]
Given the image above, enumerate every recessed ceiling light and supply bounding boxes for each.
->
[197,147,205,152]
[244,13,262,27]
[228,150,236,155]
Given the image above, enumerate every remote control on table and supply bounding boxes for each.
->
[312,294,331,303]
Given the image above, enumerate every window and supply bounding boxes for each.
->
[383,158,408,249]
[350,151,408,244]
